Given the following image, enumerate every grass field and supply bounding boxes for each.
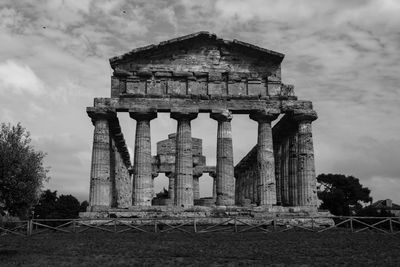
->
[1,230,399,266]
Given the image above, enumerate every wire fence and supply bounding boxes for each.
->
[1,216,400,237]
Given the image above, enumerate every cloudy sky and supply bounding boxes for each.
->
[1,0,399,204]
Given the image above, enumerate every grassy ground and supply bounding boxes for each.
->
[0,230,399,266]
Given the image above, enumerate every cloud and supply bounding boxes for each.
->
[0,60,45,95]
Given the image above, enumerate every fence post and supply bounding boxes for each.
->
[234,218,237,233]
[154,220,157,233]
[28,220,33,236]
[114,219,117,233]
[350,217,353,232]
[273,218,276,231]
[193,218,197,233]
[389,218,393,233]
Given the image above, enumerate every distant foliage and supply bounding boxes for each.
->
[356,206,395,217]
[317,173,372,216]
[80,200,89,212]
[155,188,169,199]
[34,190,84,219]
[0,123,49,218]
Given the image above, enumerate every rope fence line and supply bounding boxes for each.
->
[1,216,399,237]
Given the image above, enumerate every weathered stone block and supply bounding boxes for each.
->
[167,79,187,95]
[248,79,266,96]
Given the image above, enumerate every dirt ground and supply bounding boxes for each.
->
[1,230,399,266]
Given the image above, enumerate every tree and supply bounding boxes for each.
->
[80,200,89,212]
[0,123,49,218]
[54,195,80,219]
[34,189,58,219]
[317,173,372,216]
[34,190,81,219]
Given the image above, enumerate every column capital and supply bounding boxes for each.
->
[129,108,157,121]
[249,109,280,122]
[210,109,232,122]
[87,107,117,122]
[293,110,318,122]
[170,108,198,121]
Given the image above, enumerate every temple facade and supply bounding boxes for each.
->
[86,32,318,212]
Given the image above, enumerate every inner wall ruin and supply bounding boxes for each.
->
[84,32,319,214]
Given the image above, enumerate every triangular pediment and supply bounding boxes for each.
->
[109,32,284,75]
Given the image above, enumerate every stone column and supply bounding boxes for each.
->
[274,141,282,205]
[193,174,201,201]
[211,110,235,206]
[210,171,217,203]
[166,172,175,204]
[294,111,318,207]
[280,139,290,206]
[129,109,157,206]
[171,110,198,208]
[87,108,116,211]
[250,109,279,206]
[288,132,298,206]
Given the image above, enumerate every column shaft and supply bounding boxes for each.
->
[175,118,193,207]
[296,116,318,206]
[89,118,112,210]
[274,141,282,205]
[212,174,217,202]
[211,111,235,206]
[130,110,157,206]
[257,120,277,205]
[166,172,175,203]
[133,120,152,205]
[288,132,298,206]
[280,139,290,205]
[193,175,200,200]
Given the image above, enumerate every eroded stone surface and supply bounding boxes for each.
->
[85,32,320,216]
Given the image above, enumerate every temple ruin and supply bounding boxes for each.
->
[83,32,319,217]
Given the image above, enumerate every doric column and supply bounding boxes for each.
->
[129,109,157,206]
[274,141,282,205]
[171,110,198,208]
[250,109,279,206]
[210,171,217,202]
[294,111,318,207]
[210,110,235,206]
[87,108,117,211]
[166,172,175,203]
[288,132,298,206]
[193,174,201,200]
[280,139,290,205]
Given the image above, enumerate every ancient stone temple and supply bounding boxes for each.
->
[84,32,319,216]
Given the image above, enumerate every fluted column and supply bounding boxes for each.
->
[129,109,157,206]
[274,141,282,205]
[288,132,298,206]
[193,174,201,200]
[166,172,175,204]
[280,139,290,205]
[210,171,217,203]
[171,110,198,208]
[250,109,279,206]
[211,110,235,206]
[294,111,318,207]
[87,108,116,211]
